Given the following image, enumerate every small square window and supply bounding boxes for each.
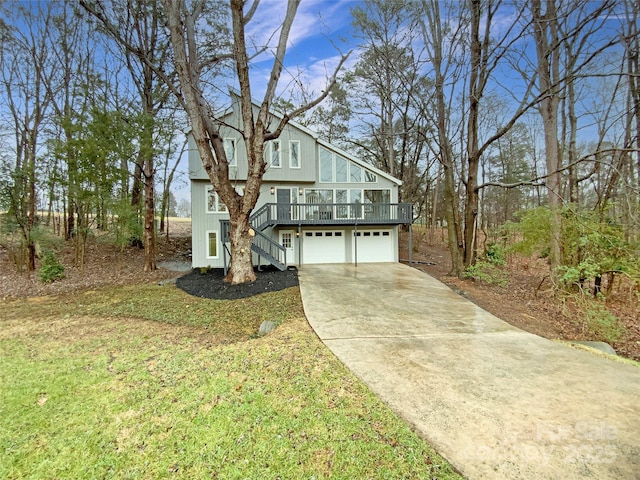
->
[326,232,333,237]
[364,232,371,237]
[315,232,322,237]
[373,231,380,236]
[383,231,390,236]
[206,187,227,213]
[305,232,313,237]
[335,232,342,237]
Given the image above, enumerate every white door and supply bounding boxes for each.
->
[279,230,295,265]
[353,229,394,263]
[302,230,346,264]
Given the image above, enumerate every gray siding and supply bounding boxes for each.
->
[189,94,406,268]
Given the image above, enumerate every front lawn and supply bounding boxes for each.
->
[0,284,462,479]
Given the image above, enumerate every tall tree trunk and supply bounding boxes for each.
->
[532,0,563,277]
[143,156,156,271]
[464,0,482,268]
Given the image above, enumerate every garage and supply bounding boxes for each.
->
[353,229,394,263]
[302,230,346,264]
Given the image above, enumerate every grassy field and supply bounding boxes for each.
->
[0,283,462,479]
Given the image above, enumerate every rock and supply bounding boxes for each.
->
[158,278,177,286]
[258,321,276,336]
[573,341,617,356]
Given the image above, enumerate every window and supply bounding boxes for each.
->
[350,163,362,182]
[224,138,237,166]
[318,146,379,184]
[349,189,362,204]
[289,141,300,168]
[319,148,333,182]
[365,170,377,182]
[207,231,218,258]
[364,189,391,204]
[305,189,334,204]
[335,155,348,182]
[268,140,281,167]
[281,232,292,248]
[206,187,227,213]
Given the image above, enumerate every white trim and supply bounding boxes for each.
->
[279,229,295,265]
[289,140,301,169]
[206,230,219,259]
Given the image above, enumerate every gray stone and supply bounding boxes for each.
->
[158,277,177,286]
[258,321,276,336]
[573,340,617,355]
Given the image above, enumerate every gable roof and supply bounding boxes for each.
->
[225,88,402,186]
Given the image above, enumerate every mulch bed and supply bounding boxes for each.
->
[176,266,299,300]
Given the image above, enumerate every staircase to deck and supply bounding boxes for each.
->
[220,207,287,273]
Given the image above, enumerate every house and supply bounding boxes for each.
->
[188,93,413,271]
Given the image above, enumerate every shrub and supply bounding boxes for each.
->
[464,260,509,287]
[485,243,506,266]
[39,250,65,283]
[582,300,625,344]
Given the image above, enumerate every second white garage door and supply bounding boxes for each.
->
[354,229,394,263]
[303,230,345,264]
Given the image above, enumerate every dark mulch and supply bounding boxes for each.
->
[176,266,299,300]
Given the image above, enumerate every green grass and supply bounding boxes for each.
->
[0,285,462,479]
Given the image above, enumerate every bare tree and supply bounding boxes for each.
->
[81,0,176,271]
[419,0,467,275]
[164,0,348,284]
[0,3,56,271]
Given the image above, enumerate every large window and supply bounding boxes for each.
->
[305,189,334,204]
[224,138,237,166]
[364,189,390,204]
[207,231,218,258]
[206,187,227,213]
[319,146,377,184]
[289,141,300,168]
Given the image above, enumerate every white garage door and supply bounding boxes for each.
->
[354,229,394,263]
[303,230,346,264]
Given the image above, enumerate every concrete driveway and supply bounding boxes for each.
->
[298,263,640,479]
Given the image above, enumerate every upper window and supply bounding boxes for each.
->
[319,148,333,182]
[335,156,348,182]
[267,140,281,167]
[318,146,377,184]
[224,138,237,166]
[350,163,362,183]
[206,187,227,213]
[289,141,300,169]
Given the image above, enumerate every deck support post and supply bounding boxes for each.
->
[408,223,413,265]
[354,223,358,267]
[297,225,301,266]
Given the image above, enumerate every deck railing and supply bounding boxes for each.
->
[250,202,413,227]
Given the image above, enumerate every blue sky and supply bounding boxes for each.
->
[240,0,363,100]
